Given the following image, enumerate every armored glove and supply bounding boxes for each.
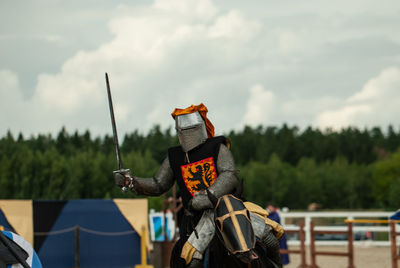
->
[191,190,213,211]
[114,170,137,194]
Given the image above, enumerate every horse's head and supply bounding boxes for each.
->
[207,191,258,263]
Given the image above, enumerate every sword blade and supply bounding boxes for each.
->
[105,72,123,170]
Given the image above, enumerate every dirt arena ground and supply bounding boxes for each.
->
[285,245,395,268]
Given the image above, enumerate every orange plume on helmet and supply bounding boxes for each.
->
[171,103,215,138]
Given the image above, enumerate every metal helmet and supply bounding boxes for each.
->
[175,111,208,152]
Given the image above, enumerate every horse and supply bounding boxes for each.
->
[171,191,280,268]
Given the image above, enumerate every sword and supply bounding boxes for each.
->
[105,73,130,192]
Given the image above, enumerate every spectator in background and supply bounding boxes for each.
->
[390,209,400,220]
[307,203,322,211]
[267,203,290,266]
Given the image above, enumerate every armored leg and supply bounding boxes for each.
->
[187,257,203,268]
[181,210,215,265]
[250,212,282,268]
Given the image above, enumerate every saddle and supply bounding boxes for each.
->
[0,232,29,268]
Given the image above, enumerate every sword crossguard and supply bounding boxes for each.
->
[113,169,131,174]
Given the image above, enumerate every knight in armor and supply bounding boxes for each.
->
[114,103,282,268]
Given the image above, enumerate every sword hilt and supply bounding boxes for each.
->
[114,169,133,192]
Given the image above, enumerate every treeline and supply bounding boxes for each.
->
[0,125,399,210]
[229,125,400,165]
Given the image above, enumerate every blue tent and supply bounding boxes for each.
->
[0,199,148,268]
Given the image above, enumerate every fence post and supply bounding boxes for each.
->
[280,222,309,268]
[135,225,154,268]
[391,221,398,268]
[310,221,317,268]
[347,221,355,268]
[74,225,80,268]
[299,221,308,268]
[305,216,311,246]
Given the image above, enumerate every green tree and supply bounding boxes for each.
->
[241,154,294,208]
[295,158,325,209]
[372,148,400,209]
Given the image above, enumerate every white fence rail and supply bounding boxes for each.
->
[280,211,397,246]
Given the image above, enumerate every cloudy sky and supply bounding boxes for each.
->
[1,0,400,138]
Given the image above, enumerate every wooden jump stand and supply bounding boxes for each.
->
[281,221,309,268]
[390,221,400,268]
[308,219,400,268]
[345,219,400,268]
[310,221,355,268]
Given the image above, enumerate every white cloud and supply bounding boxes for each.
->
[42,35,64,43]
[239,84,276,128]
[153,0,217,20]
[208,10,261,41]
[278,31,303,54]
[315,67,400,129]
[0,70,21,103]
[348,67,400,103]
[0,70,41,134]
[13,0,267,137]
[2,0,400,137]
[315,105,372,129]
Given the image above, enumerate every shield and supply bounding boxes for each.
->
[214,195,256,256]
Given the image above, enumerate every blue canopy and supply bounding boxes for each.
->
[0,199,146,268]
